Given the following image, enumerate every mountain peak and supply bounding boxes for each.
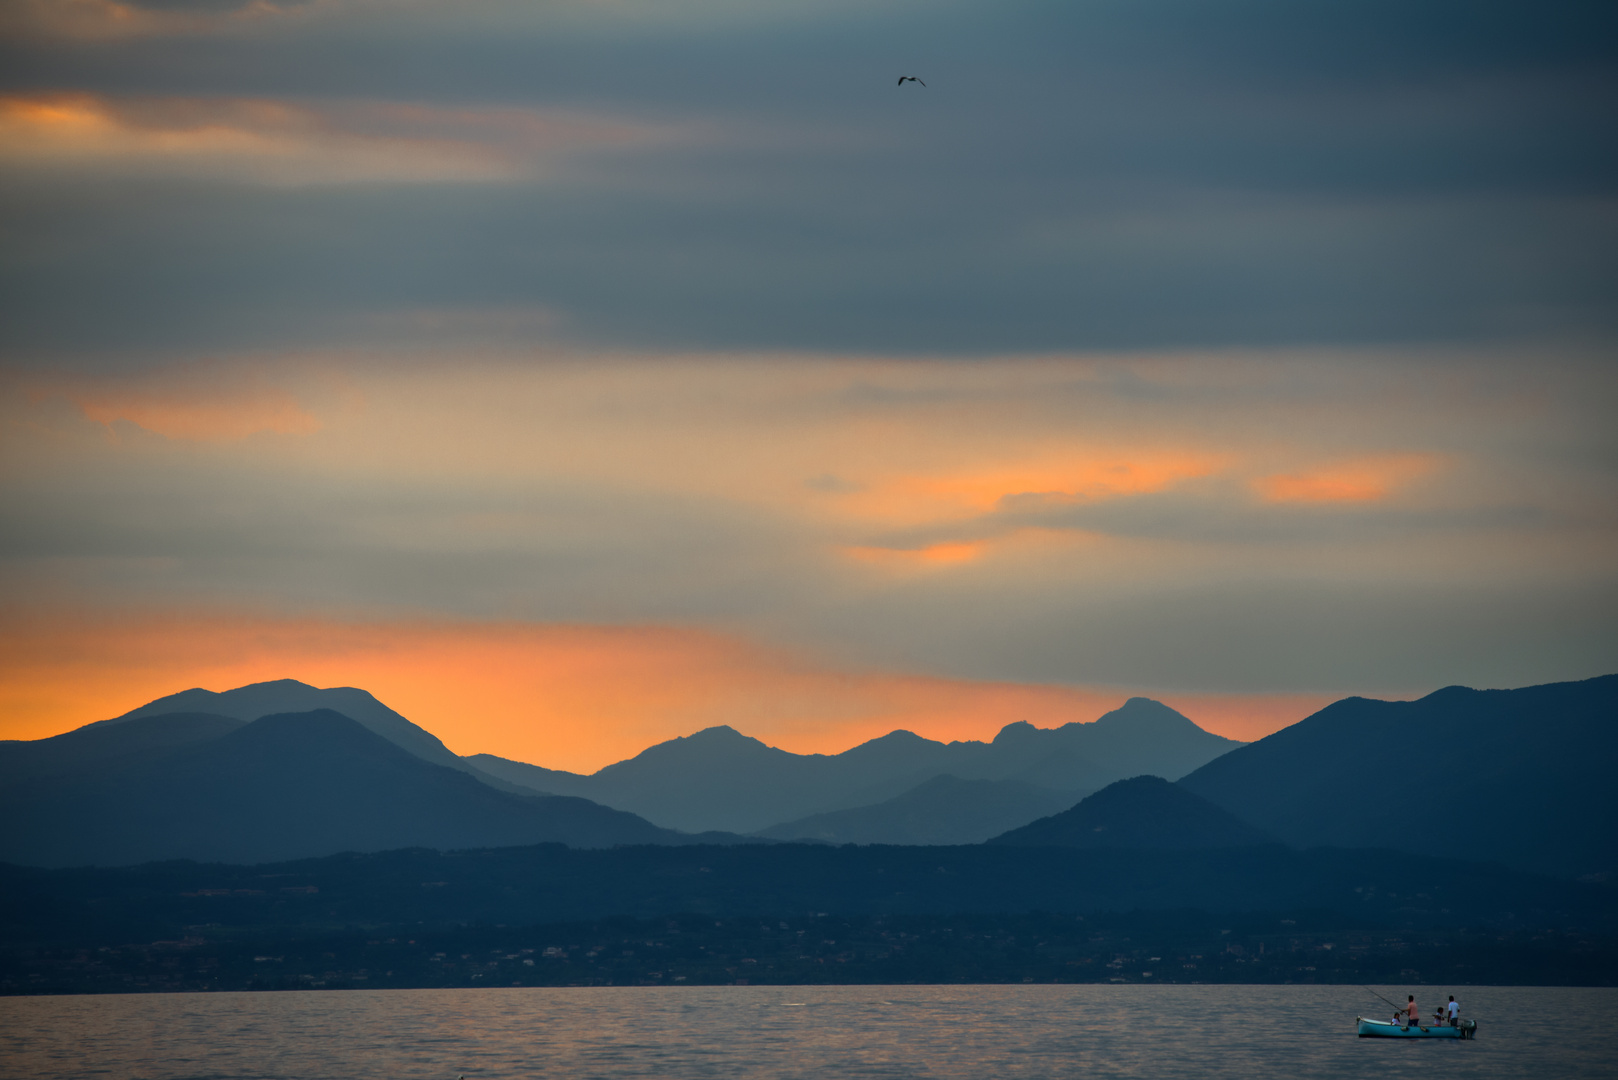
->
[991,720,1040,743]
[683,725,752,743]
[1177,673,1618,877]
[658,725,785,754]
[105,679,477,778]
[863,729,929,746]
[598,724,787,778]
[831,728,944,767]
[0,706,698,867]
[1418,684,1479,706]
[236,678,321,693]
[1093,697,1197,728]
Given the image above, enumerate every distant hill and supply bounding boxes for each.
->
[0,711,245,788]
[980,698,1247,788]
[6,681,1239,863]
[757,775,1078,845]
[1178,674,1618,878]
[0,709,741,867]
[106,679,526,793]
[5,839,1609,938]
[989,775,1278,849]
[470,697,1242,834]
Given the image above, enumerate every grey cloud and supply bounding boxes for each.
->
[3,347,1612,696]
[845,486,1583,559]
[0,0,1613,702]
[990,488,1567,546]
[1,0,1614,363]
[121,0,310,10]
[0,431,828,621]
[787,568,1618,696]
[4,171,1612,362]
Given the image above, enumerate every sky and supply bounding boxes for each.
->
[1,0,1614,771]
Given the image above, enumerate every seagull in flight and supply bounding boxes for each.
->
[897,75,926,87]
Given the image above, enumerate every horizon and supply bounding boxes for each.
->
[41,668,1615,775]
[0,613,1354,770]
[65,672,1278,774]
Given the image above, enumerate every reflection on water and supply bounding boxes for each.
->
[3,984,1615,1079]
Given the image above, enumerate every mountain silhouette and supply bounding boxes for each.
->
[980,698,1245,788]
[757,775,1079,845]
[1178,674,1618,877]
[0,709,738,867]
[988,775,1278,849]
[473,725,975,836]
[106,679,527,793]
[0,711,245,788]
[470,697,1242,834]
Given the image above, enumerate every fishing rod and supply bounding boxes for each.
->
[1363,986,1404,1012]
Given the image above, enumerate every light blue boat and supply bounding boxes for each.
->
[1357,1016,1476,1039]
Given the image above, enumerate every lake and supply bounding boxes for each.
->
[3,984,1614,1079]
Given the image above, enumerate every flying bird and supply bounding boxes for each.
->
[897,76,926,87]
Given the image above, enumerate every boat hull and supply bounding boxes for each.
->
[1357,1017,1474,1039]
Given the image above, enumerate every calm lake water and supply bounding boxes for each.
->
[3,984,1615,1080]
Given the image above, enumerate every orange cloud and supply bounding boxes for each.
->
[1253,454,1440,504]
[37,365,323,442]
[829,453,1222,568]
[0,93,659,186]
[0,609,1326,773]
[73,388,319,443]
[831,452,1227,530]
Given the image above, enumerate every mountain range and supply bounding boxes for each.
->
[104,680,529,793]
[469,697,1243,835]
[3,673,1614,878]
[1179,674,1618,878]
[0,683,1242,864]
[0,708,741,867]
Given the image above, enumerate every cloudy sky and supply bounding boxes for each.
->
[2,0,1614,769]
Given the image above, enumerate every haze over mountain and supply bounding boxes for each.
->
[2,679,1242,862]
[0,709,738,867]
[757,776,1079,846]
[471,697,1242,834]
[106,679,529,793]
[1178,674,1618,878]
[989,776,1279,850]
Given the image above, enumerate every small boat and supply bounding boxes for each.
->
[1357,1016,1477,1039]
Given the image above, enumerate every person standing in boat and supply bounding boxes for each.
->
[1402,995,1418,1029]
[1446,996,1458,1026]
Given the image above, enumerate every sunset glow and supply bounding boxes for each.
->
[63,378,322,442]
[1253,455,1441,505]
[3,347,1611,768]
[833,451,1229,530]
[0,609,1333,772]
